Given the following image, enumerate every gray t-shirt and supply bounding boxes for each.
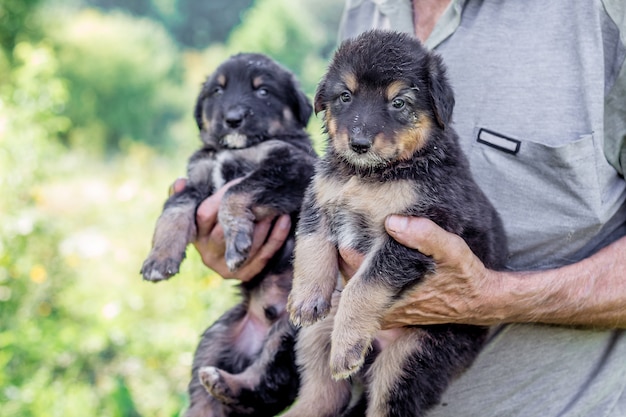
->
[340,0,626,416]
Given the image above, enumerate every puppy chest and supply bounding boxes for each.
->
[210,140,286,189]
[314,176,417,249]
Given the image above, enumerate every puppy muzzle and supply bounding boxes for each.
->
[349,129,373,154]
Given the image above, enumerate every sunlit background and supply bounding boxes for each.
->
[0,1,342,415]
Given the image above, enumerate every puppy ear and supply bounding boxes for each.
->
[313,78,327,115]
[291,80,313,127]
[428,55,455,129]
[194,89,206,130]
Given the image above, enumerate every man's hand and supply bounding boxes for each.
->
[171,178,291,282]
[380,216,503,328]
[339,215,503,328]
[340,215,626,330]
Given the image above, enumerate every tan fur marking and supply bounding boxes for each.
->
[341,71,358,93]
[398,113,432,160]
[314,175,417,226]
[282,106,294,122]
[385,80,410,101]
[220,192,253,221]
[201,110,211,131]
[326,108,338,137]
[331,129,350,154]
[217,73,226,86]
[252,75,264,89]
[370,131,397,161]
[251,205,279,221]
[268,118,283,136]
[366,329,427,416]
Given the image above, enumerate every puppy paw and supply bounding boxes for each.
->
[330,339,369,380]
[140,251,184,282]
[198,366,235,405]
[287,294,331,327]
[220,201,255,272]
[224,229,253,272]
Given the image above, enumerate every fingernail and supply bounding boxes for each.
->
[386,215,408,233]
[277,214,291,229]
[169,178,186,197]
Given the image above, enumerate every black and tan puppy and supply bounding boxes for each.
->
[140,53,317,416]
[285,30,508,417]
[141,52,316,281]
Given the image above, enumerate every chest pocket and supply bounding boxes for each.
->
[469,128,606,270]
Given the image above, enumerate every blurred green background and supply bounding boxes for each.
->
[0,0,341,415]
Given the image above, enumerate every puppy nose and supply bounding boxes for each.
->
[349,135,372,154]
[225,107,246,128]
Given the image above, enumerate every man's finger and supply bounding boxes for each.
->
[246,216,275,259]
[385,215,468,263]
[195,179,244,238]
[237,215,291,282]
[260,214,291,257]
[170,177,187,196]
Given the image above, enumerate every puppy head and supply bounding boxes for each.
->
[315,30,454,169]
[195,53,312,149]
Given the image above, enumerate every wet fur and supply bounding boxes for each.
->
[285,31,508,417]
[140,53,317,416]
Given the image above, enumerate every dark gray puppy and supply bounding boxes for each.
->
[141,53,317,417]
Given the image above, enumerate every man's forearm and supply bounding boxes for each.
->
[491,235,626,328]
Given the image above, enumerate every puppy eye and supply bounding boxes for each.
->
[256,87,269,98]
[211,86,224,96]
[392,98,405,109]
[340,91,352,103]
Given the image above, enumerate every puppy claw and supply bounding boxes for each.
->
[287,296,331,327]
[198,366,235,404]
[140,256,182,282]
[330,341,369,380]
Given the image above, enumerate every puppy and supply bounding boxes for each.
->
[140,53,317,416]
[141,52,316,281]
[285,30,508,417]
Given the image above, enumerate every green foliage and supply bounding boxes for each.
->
[49,9,187,152]
[228,0,326,93]
[83,0,255,48]
[1,0,345,415]
[0,0,43,56]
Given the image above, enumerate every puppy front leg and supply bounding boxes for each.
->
[288,194,338,326]
[142,150,217,281]
[218,188,263,272]
[141,186,206,281]
[330,237,433,379]
[330,270,392,379]
[218,147,315,272]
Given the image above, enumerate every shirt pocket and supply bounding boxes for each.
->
[468,128,603,270]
